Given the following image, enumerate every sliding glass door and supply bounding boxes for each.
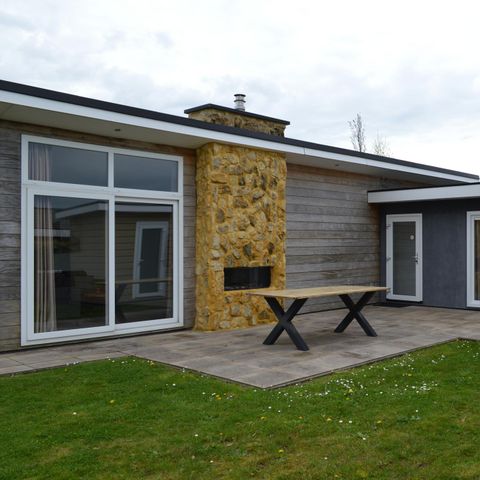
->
[22,135,183,345]
[30,193,110,336]
[115,202,175,326]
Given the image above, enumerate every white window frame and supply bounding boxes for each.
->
[386,213,423,302]
[466,211,480,307]
[21,135,184,346]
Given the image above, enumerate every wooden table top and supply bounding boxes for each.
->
[247,285,389,300]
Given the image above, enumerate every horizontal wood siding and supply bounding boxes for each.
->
[0,121,196,351]
[286,163,419,314]
[182,154,196,327]
[0,127,21,350]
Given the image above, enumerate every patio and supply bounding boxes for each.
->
[1,305,479,388]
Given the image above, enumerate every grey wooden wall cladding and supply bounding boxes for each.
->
[0,122,196,351]
[182,154,196,328]
[285,163,418,314]
[0,127,21,351]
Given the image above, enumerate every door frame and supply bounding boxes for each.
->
[466,211,480,307]
[386,213,423,302]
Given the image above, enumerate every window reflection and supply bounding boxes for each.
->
[115,202,173,323]
[114,154,178,192]
[29,142,108,186]
[34,196,108,332]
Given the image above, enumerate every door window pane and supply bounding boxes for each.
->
[114,154,178,191]
[29,142,108,186]
[115,202,173,323]
[33,195,108,332]
[392,221,416,296]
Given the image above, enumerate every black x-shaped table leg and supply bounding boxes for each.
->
[262,297,309,351]
[263,290,378,351]
[334,291,377,336]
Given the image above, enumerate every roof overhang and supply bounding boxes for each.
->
[368,183,480,203]
[0,81,477,186]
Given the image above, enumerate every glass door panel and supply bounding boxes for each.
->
[474,220,480,301]
[386,214,422,301]
[392,221,416,296]
[115,202,174,324]
[33,195,108,332]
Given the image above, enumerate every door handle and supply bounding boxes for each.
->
[413,254,419,263]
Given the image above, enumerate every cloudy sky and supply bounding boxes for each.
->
[1,0,480,174]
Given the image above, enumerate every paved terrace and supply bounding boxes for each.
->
[1,305,479,388]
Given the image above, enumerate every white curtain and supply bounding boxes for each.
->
[31,144,57,332]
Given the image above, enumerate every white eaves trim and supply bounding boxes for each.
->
[303,147,477,184]
[1,89,477,185]
[0,90,300,154]
[368,183,480,203]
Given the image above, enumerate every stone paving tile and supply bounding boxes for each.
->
[21,357,81,370]
[0,364,34,375]
[0,357,22,368]
[7,352,75,365]
[1,305,479,385]
[72,351,126,362]
[235,369,308,389]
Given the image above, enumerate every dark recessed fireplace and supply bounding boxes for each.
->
[224,266,271,291]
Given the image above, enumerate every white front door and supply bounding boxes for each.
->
[386,214,423,301]
[466,211,480,307]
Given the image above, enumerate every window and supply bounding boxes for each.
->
[29,143,108,186]
[33,195,108,333]
[114,154,178,192]
[115,203,173,323]
[22,136,183,345]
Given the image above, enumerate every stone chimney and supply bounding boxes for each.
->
[184,94,289,137]
[188,95,288,332]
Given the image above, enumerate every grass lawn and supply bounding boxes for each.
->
[0,340,479,480]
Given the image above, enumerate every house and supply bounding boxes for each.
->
[0,79,477,352]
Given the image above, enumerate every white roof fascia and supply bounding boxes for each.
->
[368,183,480,203]
[1,89,477,185]
[0,90,302,155]
[303,148,478,184]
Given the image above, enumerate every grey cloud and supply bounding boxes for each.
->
[0,11,33,30]
[155,32,173,48]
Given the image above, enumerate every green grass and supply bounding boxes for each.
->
[0,340,479,480]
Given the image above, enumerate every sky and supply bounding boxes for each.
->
[1,0,480,175]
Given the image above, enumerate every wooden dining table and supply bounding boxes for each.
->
[248,285,389,351]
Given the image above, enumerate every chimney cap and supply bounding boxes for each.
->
[234,93,246,111]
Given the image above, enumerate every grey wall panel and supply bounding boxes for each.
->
[0,127,21,351]
[381,199,480,309]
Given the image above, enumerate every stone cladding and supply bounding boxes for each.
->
[188,108,287,136]
[195,142,286,330]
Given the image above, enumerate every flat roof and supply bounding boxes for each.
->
[0,79,478,184]
[368,182,480,203]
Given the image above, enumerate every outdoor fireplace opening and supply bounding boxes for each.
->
[224,266,271,291]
